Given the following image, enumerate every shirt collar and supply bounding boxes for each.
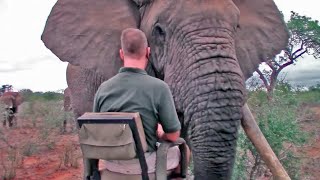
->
[119,67,147,75]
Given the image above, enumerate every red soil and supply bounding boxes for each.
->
[297,105,320,179]
[0,120,82,180]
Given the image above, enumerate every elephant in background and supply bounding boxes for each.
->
[42,0,288,179]
[0,92,23,127]
[63,87,72,112]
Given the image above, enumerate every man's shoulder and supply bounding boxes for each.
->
[98,74,120,89]
[145,76,169,89]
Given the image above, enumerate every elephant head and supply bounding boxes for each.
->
[42,0,288,179]
[0,92,23,113]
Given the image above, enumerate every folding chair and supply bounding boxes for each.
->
[77,112,188,180]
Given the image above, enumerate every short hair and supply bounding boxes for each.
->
[120,28,148,59]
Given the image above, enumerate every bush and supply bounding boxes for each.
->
[19,90,63,102]
[58,143,80,168]
[22,142,38,156]
[40,101,74,133]
[19,100,74,131]
[232,83,309,180]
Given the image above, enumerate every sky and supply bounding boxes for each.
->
[0,0,319,92]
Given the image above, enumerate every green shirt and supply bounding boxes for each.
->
[93,67,181,152]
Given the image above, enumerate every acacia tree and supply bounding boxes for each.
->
[257,11,320,100]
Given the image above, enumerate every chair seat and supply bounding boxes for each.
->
[99,168,173,180]
[101,146,180,174]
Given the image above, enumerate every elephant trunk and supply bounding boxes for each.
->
[163,25,246,179]
[177,56,245,179]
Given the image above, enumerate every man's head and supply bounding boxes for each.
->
[120,28,150,68]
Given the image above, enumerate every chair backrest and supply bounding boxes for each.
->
[78,112,148,160]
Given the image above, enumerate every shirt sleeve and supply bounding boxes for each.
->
[158,84,181,133]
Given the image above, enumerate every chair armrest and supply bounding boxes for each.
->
[156,138,188,180]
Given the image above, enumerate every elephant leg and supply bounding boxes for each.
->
[62,119,67,133]
[8,116,13,127]
[12,116,17,127]
[7,112,15,127]
[3,117,6,127]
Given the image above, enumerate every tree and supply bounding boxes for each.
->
[257,11,320,100]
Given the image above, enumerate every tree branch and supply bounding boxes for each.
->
[291,41,305,59]
[292,49,308,60]
[278,60,295,72]
[256,69,270,89]
[266,60,277,71]
[273,58,282,68]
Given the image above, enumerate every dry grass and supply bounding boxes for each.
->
[0,133,23,180]
[58,142,80,169]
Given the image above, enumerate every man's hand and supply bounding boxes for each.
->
[157,124,180,142]
[157,124,165,139]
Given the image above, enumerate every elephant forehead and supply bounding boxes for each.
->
[141,0,239,31]
[0,96,14,103]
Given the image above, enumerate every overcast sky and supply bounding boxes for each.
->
[0,0,319,92]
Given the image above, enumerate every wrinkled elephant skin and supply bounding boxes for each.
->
[42,0,288,179]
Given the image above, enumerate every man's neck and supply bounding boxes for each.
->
[123,57,147,70]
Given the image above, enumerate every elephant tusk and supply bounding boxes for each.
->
[241,103,291,180]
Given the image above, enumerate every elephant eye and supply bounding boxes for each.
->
[152,23,166,42]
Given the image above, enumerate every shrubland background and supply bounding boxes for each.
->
[0,89,78,179]
[0,83,320,179]
[232,82,320,180]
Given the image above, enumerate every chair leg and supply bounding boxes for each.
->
[83,158,99,180]
[83,158,91,180]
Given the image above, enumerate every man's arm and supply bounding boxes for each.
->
[157,84,181,142]
[157,124,180,142]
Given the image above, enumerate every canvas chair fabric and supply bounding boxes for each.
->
[99,168,173,180]
[101,146,180,174]
[78,112,148,160]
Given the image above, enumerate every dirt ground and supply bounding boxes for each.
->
[0,118,83,180]
[296,104,320,179]
[0,104,319,180]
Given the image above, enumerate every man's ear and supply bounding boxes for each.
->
[146,47,151,59]
[119,49,124,61]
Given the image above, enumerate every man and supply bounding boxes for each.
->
[93,28,188,176]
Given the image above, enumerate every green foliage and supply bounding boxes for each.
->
[309,83,320,91]
[232,129,251,180]
[287,11,320,59]
[19,89,63,102]
[233,83,310,179]
[41,101,72,132]
[19,100,74,132]
[255,12,320,97]
[295,84,320,104]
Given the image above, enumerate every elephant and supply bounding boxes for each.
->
[0,92,23,127]
[62,87,72,131]
[63,87,72,112]
[42,0,289,179]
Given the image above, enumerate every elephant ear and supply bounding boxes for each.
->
[233,0,289,80]
[42,0,141,77]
